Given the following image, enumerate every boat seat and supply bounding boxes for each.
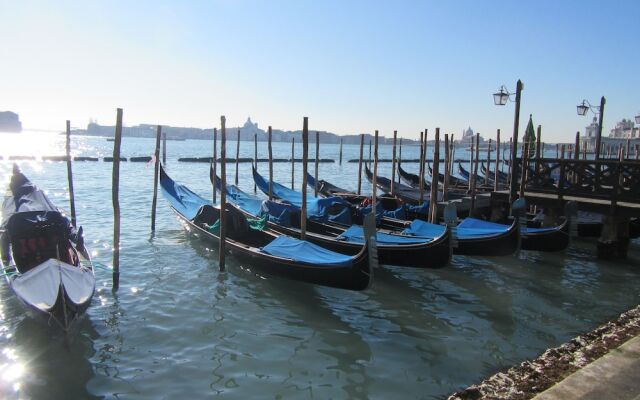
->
[7,213,73,274]
[223,205,250,241]
[193,205,219,227]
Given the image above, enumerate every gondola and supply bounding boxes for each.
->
[244,168,452,268]
[426,163,467,187]
[160,165,374,291]
[457,163,489,186]
[319,169,568,254]
[364,164,435,204]
[481,162,508,183]
[0,165,95,332]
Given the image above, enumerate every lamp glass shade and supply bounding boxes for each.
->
[576,103,589,116]
[635,114,640,124]
[493,90,508,106]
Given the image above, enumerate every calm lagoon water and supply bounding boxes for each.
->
[0,132,638,399]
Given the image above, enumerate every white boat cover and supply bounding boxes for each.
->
[11,259,95,311]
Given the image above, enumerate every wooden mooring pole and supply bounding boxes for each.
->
[291,137,295,190]
[419,131,426,203]
[357,134,364,195]
[391,130,397,196]
[494,129,501,192]
[254,133,257,193]
[235,129,240,185]
[443,133,450,201]
[151,125,162,232]
[429,128,440,223]
[112,108,123,292]
[470,132,479,216]
[213,128,217,203]
[162,131,167,164]
[301,118,309,240]
[219,116,227,272]
[339,138,343,165]
[65,120,77,228]
[372,130,379,218]
[268,126,273,200]
[314,131,319,197]
[398,137,403,183]
[485,138,492,185]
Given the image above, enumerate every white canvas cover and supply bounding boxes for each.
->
[11,259,95,311]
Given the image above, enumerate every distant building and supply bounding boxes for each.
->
[0,111,22,132]
[458,126,485,144]
[608,118,638,139]
[584,116,599,139]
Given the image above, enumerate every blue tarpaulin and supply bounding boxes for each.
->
[456,218,510,238]
[160,168,210,220]
[253,168,352,224]
[261,236,353,268]
[336,224,435,245]
[260,200,297,227]
[400,219,447,239]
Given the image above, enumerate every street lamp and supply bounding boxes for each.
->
[576,97,606,159]
[493,86,510,106]
[493,80,523,206]
[635,113,640,125]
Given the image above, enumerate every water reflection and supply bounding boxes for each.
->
[2,316,99,399]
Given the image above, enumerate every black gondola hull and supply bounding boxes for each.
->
[172,209,372,291]
[454,223,520,256]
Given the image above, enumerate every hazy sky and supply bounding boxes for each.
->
[1,0,639,142]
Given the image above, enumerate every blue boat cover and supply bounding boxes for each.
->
[261,235,353,268]
[456,218,510,238]
[160,168,210,220]
[400,219,447,239]
[336,224,434,245]
[253,169,352,224]
[455,217,559,238]
[226,183,264,217]
[260,200,298,227]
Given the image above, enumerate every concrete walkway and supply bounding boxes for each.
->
[533,335,640,400]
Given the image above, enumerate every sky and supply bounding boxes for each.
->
[1,0,639,142]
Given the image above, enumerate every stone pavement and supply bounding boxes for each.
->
[533,335,640,400]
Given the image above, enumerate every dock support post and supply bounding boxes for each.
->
[112,108,123,292]
[65,120,77,228]
[151,125,162,232]
[509,79,523,206]
[339,138,343,165]
[598,216,630,259]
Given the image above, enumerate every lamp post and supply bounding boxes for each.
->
[493,80,523,206]
[576,97,606,159]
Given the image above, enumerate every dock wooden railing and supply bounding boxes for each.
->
[512,157,640,203]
